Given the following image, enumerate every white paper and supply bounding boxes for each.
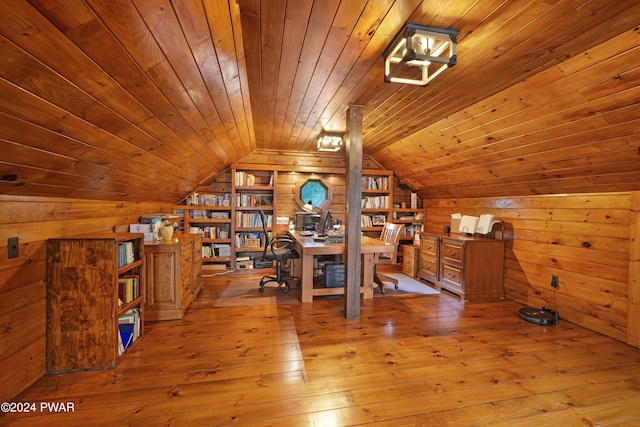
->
[459,215,479,234]
[475,214,494,235]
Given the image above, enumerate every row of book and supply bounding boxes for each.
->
[117,241,135,268]
[235,193,273,207]
[235,212,272,228]
[362,176,389,190]
[235,171,274,186]
[118,274,140,304]
[362,195,389,209]
[118,307,141,356]
[186,193,231,206]
[188,226,230,239]
[189,210,230,219]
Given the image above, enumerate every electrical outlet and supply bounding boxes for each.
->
[8,237,19,259]
[551,274,559,288]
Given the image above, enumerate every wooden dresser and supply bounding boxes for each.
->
[145,234,202,321]
[419,232,504,302]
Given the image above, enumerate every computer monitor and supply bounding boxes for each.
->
[315,209,332,235]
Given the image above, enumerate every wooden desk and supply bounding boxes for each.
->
[288,230,395,302]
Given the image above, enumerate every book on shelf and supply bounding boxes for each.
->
[117,241,135,268]
[361,176,389,190]
[235,211,272,228]
[361,195,389,209]
[117,307,141,355]
[118,274,139,303]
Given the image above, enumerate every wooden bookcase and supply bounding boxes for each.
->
[46,233,144,373]
[181,203,232,271]
[361,169,392,234]
[232,167,276,268]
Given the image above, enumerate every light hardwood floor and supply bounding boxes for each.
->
[4,267,640,426]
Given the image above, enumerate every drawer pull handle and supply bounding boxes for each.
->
[447,250,456,256]
[426,245,432,249]
[447,272,456,278]
[185,257,191,262]
[426,265,431,270]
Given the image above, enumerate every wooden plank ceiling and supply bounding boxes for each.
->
[0,0,638,202]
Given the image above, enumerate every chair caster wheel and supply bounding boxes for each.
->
[259,287,264,292]
[395,284,399,289]
[284,288,289,293]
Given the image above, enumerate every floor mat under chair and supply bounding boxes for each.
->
[214,279,300,307]
[373,273,440,297]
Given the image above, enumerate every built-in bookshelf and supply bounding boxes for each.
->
[391,208,426,242]
[361,169,393,234]
[181,204,232,271]
[46,233,144,373]
[232,167,276,268]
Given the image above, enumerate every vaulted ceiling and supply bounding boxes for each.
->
[0,0,639,202]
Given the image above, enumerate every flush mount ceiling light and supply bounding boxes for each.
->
[383,22,459,86]
[317,131,344,152]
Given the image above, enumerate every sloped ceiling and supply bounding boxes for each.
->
[0,0,639,202]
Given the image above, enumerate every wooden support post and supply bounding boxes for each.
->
[627,191,640,347]
[344,106,363,319]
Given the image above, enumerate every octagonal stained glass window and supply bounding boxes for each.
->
[300,179,328,208]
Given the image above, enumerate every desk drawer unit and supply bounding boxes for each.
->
[402,245,420,277]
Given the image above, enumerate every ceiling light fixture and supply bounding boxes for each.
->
[382,22,459,86]
[317,131,344,152]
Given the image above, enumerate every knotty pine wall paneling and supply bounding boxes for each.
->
[423,192,636,345]
[0,196,175,402]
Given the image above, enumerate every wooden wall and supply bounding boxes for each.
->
[0,196,174,402]
[423,192,639,346]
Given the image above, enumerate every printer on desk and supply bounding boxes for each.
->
[294,212,320,230]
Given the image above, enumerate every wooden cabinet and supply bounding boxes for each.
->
[402,244,420,278]
[46,233,144,373]
[145,234,201,321]
[419,233,505,302]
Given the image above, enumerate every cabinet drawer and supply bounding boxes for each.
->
[419,257,438,280]
[441,263,463,289]
[441,240,463,265]
[420,236,438,256]
[403,256,418,277]
[403,245,419,260]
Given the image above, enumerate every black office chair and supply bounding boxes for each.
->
[258,211,300,293]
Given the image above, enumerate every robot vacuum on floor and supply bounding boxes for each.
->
[519,307,559,325]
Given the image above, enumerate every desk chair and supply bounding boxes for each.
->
[258,211,300,293]
[373,222,404,294]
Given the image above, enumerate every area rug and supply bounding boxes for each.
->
[214,274,438,307]
[373,273,440,297]
[214,279,300,307]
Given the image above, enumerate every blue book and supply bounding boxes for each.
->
[118,323,135,350]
